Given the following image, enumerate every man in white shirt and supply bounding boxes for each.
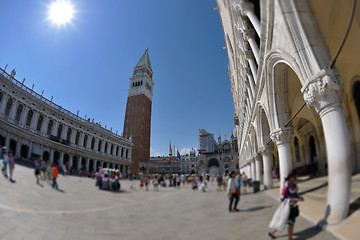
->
[227,171,239,212]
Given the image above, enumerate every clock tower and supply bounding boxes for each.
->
[123,48,154,175]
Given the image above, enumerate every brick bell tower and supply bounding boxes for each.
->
[123,48,154,175]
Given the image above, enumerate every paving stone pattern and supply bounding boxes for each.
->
[0,165,338,240]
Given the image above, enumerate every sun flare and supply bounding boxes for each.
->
[48,1,74,25]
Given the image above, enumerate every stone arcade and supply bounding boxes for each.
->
[0,68,132,174]
[217,0,360,224]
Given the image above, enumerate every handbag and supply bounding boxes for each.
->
[269,199,290,231]
[236,188,241,196]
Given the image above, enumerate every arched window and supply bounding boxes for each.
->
[98,140,102,151]
[141,81,143,85]
[47,120,53,135]
[105,142,108,153]
[110,144,113,155]
[26,110,33,127]
[0,92,3,104]
[15,104,23,121]
[4,98,13,116]
[83,134,88,147]
[294,137,300,162]
[116,146,119,156]
[132,82,135,87]
[57,124,63,138]
[75,132,80,145]
[91,137,95,150]
[126,149,129,158]
[66,127,72,141]
[353,81,360,119]
[121,148,124,157]
[36,115,43,131]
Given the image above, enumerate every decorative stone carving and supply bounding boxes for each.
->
[258,145,272,155]
[241,29,255,41]
[302,68,343,114]
[270,128,293,145]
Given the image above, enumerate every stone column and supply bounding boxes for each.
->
[15,139,21,156]
[30,111,38,129]
[270,128,293,192]
[0,94,8,113]
[239,2,261,36]
[5,132,10,149]
[69,154,73,169]
[101,141,105,153]
[259,146,273,189]
[19,105,28,124]
[86,159,90,171]
[60,124,66,139]
[50,149,54,163]
[255,154,262,182]
[242,29,259,63]
[94,139,99,152]
[87,136,92,150]
[77,157,82,171]
[79,132,84,147]
[41,115,48,134]
[303,69,352,224]
[59,152,64,166]
[93,161,97,171]
[51,121,58,136]
[70,129,76,145]
[251,159,256,181]
[27,142,32,159]
[9,99,17,120]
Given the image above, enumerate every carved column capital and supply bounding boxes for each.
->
[258,145,272,155]
[241,29,255,41]
[302,69,343,115]
[270,128,293,145]
[239,2,254,16]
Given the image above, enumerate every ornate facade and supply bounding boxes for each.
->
[0,68,132,174]
[198,129,238,175]
[180,148,198,174]
[217,0,360,224]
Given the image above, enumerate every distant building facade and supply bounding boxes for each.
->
[123,48,154,175]
[0,68,132,174]
[198,129,238,175]
[180,148,198,174]
[147,156,181,174]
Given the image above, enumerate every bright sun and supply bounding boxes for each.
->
[48,1,74,25]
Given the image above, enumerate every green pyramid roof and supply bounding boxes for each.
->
[135,47,152,71]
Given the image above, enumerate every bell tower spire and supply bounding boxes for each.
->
[123,48,154,175]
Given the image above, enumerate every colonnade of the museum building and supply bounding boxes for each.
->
[0,68,132,174]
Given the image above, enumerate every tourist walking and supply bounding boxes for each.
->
[153,176,159,191]
[216,173,223,191]
[52,164,59,190]
[242,171,248,194]
[7,152,15,182]
[269,170,304,240]
[2,147,8,178]
[34,158,41,184]
[236,174,241,198]
[227,171,239,212]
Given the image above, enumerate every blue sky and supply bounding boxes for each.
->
[0,0,234,156]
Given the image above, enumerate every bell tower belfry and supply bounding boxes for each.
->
[123,48,154,175]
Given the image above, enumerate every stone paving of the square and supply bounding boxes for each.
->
[0,165,338,240]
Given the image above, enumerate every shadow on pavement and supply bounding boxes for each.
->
[298,182,327,195]
[293,225,325,239]
[240,205,272,212]
[57,189,66,193]
[348,197,360,216]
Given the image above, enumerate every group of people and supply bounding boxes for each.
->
[0,146,15,182]
[34,158,59,189]
[95,168,121,191]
